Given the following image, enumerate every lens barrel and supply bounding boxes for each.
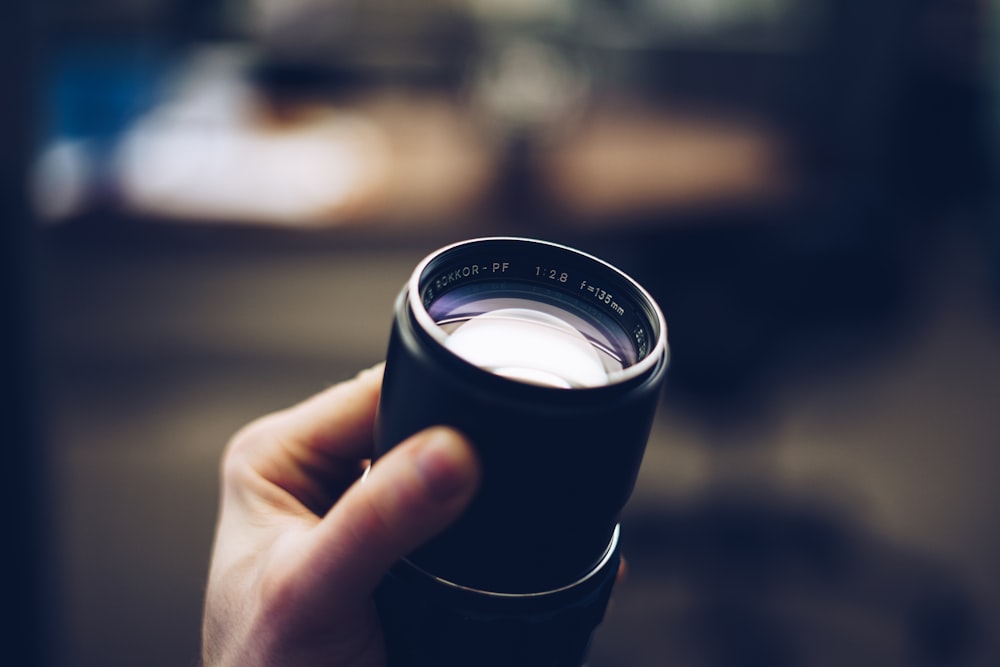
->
[373,237,667,666]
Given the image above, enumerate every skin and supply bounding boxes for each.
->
[202,364,481,667]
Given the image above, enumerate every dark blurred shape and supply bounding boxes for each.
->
[251,0,478,92]
[983,0,1000,310]
[907,585,981,666]
[590,498,983,667]
[560,0,993,414]
[618,209,913,417]
[1,2,48,666]
[888,0,989,213]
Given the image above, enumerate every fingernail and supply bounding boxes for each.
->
[416,428,476,502]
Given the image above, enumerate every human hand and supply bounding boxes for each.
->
[202,364,481,667]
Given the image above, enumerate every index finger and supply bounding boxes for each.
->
[227,363,385,511]
[278,362,385,462]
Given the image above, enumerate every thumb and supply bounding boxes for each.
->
[301,427,480,605]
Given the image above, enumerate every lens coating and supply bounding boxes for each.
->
[429,284,635,388]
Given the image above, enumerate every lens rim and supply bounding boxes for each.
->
[407,237,667,388]
[403,523,620,601]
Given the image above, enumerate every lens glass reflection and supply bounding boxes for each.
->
[428,284,635,388]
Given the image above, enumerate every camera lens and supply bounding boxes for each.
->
[376,237,667,595]
[375,238,667,666]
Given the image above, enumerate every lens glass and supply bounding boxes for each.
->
[428,283,635,388]
[412,237,665,390]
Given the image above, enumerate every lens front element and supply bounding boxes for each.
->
[410,237,665,390]
[443,307,609,388]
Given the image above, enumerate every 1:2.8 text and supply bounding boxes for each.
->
[536,267,569,283]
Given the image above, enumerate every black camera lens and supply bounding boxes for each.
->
[374,237,667,666]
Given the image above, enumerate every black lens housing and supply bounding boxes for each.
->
[373,237,667,665]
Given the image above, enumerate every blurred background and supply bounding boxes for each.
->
[3,0,999,665]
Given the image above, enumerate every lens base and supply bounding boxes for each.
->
[375,526,622,667]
